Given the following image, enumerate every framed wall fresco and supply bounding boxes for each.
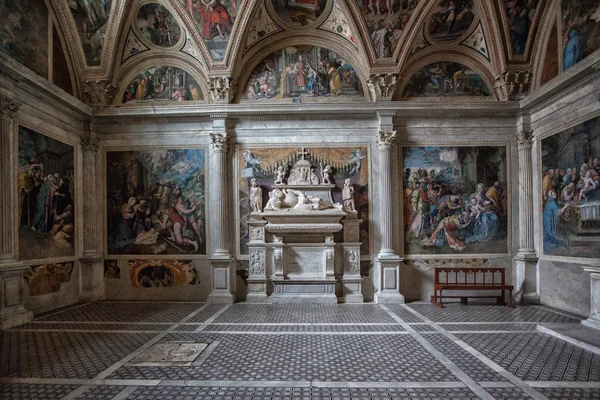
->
[182,0,240,61]
[24,263,74,296]
[121,66,203,103]
[68,0,113,65]
[562,0,600,71]
[129,260,199,287]
[399,62,491,98]
[237,147,370,256]
[18,127,75,260]
[241,46,364,103]
[427,0,475,43]
[0,0,49,78]
[268,0,328,29]
[136,3,181,47]
[541,115,600,259]
[106,149,207,256]
[402,146,509,256]
[355,0,420,58]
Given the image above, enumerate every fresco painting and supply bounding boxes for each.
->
[68,0,113,66]
[540,23,559,86]
[106,149,206,255]
[356,0,420,58]
[403,146,508,255]
[401,62,490,98]
[104,260,121,279]
[137,3,181,47]
[562,1,600,71]
[242,46,363,102]
[238,147,370,255]
[0,0,49,78]
[428,0,474,43]
[24,263,74,296]
[504,0,538,55]
[183,0,240,61]
[18,127,74,260]
[122,66,202,103]
[541,116,600,258]
[269,0,327,28]
[129,260,199,288]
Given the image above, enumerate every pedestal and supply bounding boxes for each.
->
[582,269,600,330]
[514,252,540,304]
[80,256,104,302]
[340,215,363,303]
[0,263,33,329]
[207,258,235,303]
[375,256,405,304]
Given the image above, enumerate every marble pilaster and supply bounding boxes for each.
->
[514,130,539,304]
[0,94,32,329]
[207,125,235,303]
[246,218,270,303]
[374,115,404,303]
[341,215,363,303]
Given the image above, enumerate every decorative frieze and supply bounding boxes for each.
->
[82,80,119,107]
[494,71,532,101]
[208,77,234,104]
[367,74,398,102]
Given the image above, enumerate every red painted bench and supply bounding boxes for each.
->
[431,267,513,308]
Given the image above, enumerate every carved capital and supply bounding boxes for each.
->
[494,71,532,101]
[81,136,99,152]
[377,131,396,149]
[208,76,235,103]
[367,73,399,101]
[82,80,119,107]
[0,94,20,120]
[210,132,230,152]
[516,131,533,149]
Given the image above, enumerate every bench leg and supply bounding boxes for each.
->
[439,289,444,308]
[508,289,513,308]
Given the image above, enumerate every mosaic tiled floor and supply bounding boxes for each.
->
[1,301,598,399]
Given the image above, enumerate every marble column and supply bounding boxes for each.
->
[207,130,235,303]
[80,135,104,302]
[0,94,33,329]
[374,128,405,303]
[582,266,600,331]
[514,130,539,304]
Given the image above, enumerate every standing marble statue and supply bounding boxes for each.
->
[343,179,356,212]
[321,164,332,185]
[274,165,287,185]
[250,178,263,212]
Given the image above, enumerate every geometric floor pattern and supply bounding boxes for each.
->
[1,301,598,400]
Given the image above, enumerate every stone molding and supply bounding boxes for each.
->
[82,80,119,107]
[210,132,230,152]
[377,131,397,149]
[367,74,399,102]
[265,224,344,233]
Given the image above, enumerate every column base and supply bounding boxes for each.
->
[1,309,33,330]
[341,277,364,303]
[375,256,405,304]
[207,258,235,304]
[246,280,271,303]
[0,262,33,329]
[513,252,539,304]
[522,293,541,305]
[582,315,600,331]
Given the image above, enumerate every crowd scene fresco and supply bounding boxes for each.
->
[183,0,240,60]
[0,0,49,78]
[106,149,206,255]
[270,0,327,28]
[562,0,600,71]
[68,0,113,65]
[122,66,202,103]
[428,0,475,43]
[356,0,420,58]
[505,0,538,55]
[18,127,75,260]
[403,147,508,255]
[401,62,490,98]
[238,147,370,255]
[137,3,181,47]
[243,46,363,102]
[541,116,600,258]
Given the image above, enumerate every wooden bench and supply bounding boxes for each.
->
[431,267,513,308]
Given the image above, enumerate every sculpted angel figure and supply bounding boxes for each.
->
[321,164,332,184]
[274,165,287,185]
[249,178,262,212]
[343,179,356,212]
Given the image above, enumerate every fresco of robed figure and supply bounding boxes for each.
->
[269,0,327,28]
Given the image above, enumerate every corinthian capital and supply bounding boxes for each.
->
[516,131,533,148]
[208,76,235,103]
[377,131,397,149]
[0,94,20,120]
[367,73,399,101]
[82,80,119,107]
[210,132,230,152]
[81,136,99,152]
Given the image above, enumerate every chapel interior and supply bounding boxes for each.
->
[1,0,600,399]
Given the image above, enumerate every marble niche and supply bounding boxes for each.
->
[246,148,363,303]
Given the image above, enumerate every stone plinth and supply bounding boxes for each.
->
[582,267,600,330]
[0,263,33,329]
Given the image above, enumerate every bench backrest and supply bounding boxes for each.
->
[433,267,506,287]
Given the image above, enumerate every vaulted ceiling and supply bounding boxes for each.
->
[29,0,600,105]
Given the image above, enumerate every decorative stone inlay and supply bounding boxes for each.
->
[249,250,265,275]
[250,226,264,241]
[82,80,119,106]
[244,2,281,53]
[516,131,533,149]
[121,29,148,63]
[265,224,343,233]
[345,249,360,275]
[494,71,532,101]
[319,0,357,48]
[129,342,207,366]
[208,76,234,103]
[274,250,283,261]
[367,74,399,102]
[181,34,204,66]
[210,132,229,152]
[461,22,489,60]
[377,131,397,149]
[326,250,334,260]
[81,136,99,152]
[0,94,20,119]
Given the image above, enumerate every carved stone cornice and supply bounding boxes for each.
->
[208,76,235,104]
[377,131,397,149]
[210,132,230,152]
[516,131,534,149]
[494,71,532,101]
[367,74,399,102]
[82,80,119,107]
[0,94,20,120]
[81,137,99,152]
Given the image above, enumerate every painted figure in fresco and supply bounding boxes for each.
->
[343,179,356,212]
[250,178,263,212]
[543,189,569,252]
[327,63,343,96]
[464,183,501,245]
[409,180,431,238]
[187,0,232,40]
[445,0,457,34]
[563,29,584,71]
[347,149,367,175]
